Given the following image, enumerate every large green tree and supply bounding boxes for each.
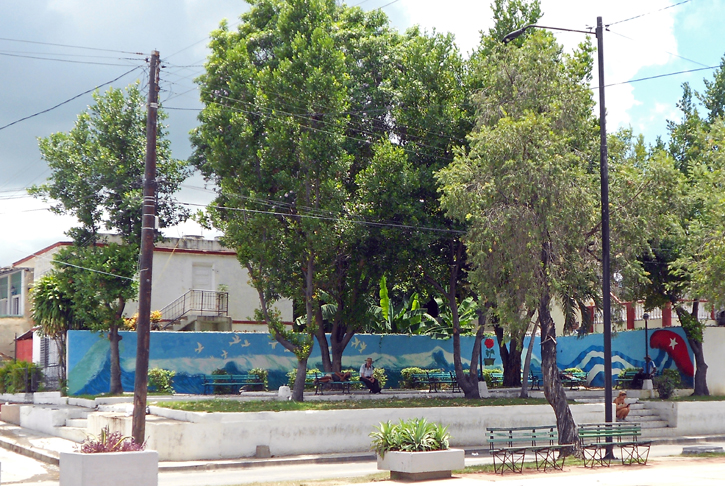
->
[30,83,188,394]
[438,30,599,445]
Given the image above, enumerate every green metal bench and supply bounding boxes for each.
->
[615,370,640,389]
[560,371,587,389]
[578,422,651,467]
[487,425,571,474]
[411,371,460,393]
[202,373,264,394]
[313,371,362,395]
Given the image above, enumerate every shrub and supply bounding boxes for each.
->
[148,368,175,393]
[211,368,235,395]
[248,368,268,391]
[288,368,321,390]
[481,368,502,388]
[373,367,387,389]
[370,418,450,458]
[80,426,145,453]
[0,361,43,393]
[654,369,681,399]
[564,367,584,373]
[400,367,441,389]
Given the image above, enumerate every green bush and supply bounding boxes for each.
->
[373,367,387,389]
[211,368,235,395]
[400,367,441,389]
[0,361,43,393]
[148,368,175,393]
[370,418,450,458]
[481,368,502,388]
[288,368,321,390]
[654,369,681,399]
[248,368,268,391]
[564,367,584,373]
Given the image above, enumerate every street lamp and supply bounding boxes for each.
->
[503,17,613,425]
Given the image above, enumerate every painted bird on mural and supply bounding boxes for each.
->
[229,335,241,346]
[195,342,204,354]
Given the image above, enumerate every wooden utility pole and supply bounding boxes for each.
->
[132,50,159,445]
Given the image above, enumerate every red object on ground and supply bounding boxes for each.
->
[649,329,694,376]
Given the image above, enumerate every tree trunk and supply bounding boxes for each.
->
[540,290,577,450]
[291,357,309,401]
[494,323,523,387]
[520,320,538,399]
[675,303,709,395]
[314,304,333,372]
[108,323,123,395]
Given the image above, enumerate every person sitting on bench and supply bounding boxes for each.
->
[615,390,630,420]
[359,357,381,394]
[315,371,352,384]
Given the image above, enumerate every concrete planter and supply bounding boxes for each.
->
[377,449,465,480]
[60,450,158,486]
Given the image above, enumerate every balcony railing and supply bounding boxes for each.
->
[158,289,229,329]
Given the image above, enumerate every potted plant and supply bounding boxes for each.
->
[483,334,496,366]
[60,427,158,486]
[371,418,464,480]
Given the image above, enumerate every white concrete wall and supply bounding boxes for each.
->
[703,327,725,395]
[88,404,605,461]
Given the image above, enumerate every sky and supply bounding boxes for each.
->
[1,0,723,268]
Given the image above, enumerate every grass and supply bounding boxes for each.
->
[227,472,389,486]
[459,456,586,474]
[156,396,549,413]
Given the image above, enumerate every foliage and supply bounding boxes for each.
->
[373,368,388,389]
[210,369,235,395]
[400,368,441,389]
[370,418,450,457]
[287,368,321,390]
[147,368,175,394]
[31,273,77,338]
[367,276,428,334]
[481,368,503,388]
[419,296,479,339]
[79,426,145,453]
[248,368,269,391]
[124,310,162,331]
[654,369,682,399]
[563,368,583,374]
[0,361,43,393]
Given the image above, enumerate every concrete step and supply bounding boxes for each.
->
[65,418,87,428]
[638,420,670,429]
[55,425,88,442]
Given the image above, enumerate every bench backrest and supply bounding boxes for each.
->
[578,422,642,443]
[487,426,559,449]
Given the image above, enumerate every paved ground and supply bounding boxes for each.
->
[2,417,725,486]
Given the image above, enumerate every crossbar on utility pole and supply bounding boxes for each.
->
[132,49,159,445]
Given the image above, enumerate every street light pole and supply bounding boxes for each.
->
[643,312,650,361]
[503,17,613,426]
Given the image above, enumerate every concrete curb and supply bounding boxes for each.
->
[0,433,60,466]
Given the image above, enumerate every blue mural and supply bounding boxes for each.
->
[66,327,694,395]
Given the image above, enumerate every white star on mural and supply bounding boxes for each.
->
[669,338,678,350]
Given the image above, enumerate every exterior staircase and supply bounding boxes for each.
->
[158,289,230,331]
[626,400,671,436]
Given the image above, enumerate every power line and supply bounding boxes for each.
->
[54,260,136,281]
[607,29,709,68]
[0,66,143,132]
[181,201,465,235]
[603,65,719,88]
[0,51,142,67]
[606,0,692,27]
[0,37,145,56]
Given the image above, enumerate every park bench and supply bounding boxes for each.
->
[578,422,651,467]
[560,371,587,389]
[313,371,362,395]
[488,372,503,387]
[411,371,460,393]
[525,370,542,390]
[202,373,264,394]
[486,425,572,474]
[615,370,640,389]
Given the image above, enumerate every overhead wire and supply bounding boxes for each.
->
[0,52,140,66]
[0,36,145,56]
[606,0,692,27]
[606,29,709,68]
[0,65,144,132]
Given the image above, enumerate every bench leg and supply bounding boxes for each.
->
[534,448,565,472]
[492,449,525,474]
[621,443,650,465]
[582,445,611,468]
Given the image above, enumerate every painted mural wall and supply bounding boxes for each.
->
[66,327,695,395]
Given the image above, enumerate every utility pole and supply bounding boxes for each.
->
[132,50,159,445]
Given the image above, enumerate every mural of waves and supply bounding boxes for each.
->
[67,328,694,395]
